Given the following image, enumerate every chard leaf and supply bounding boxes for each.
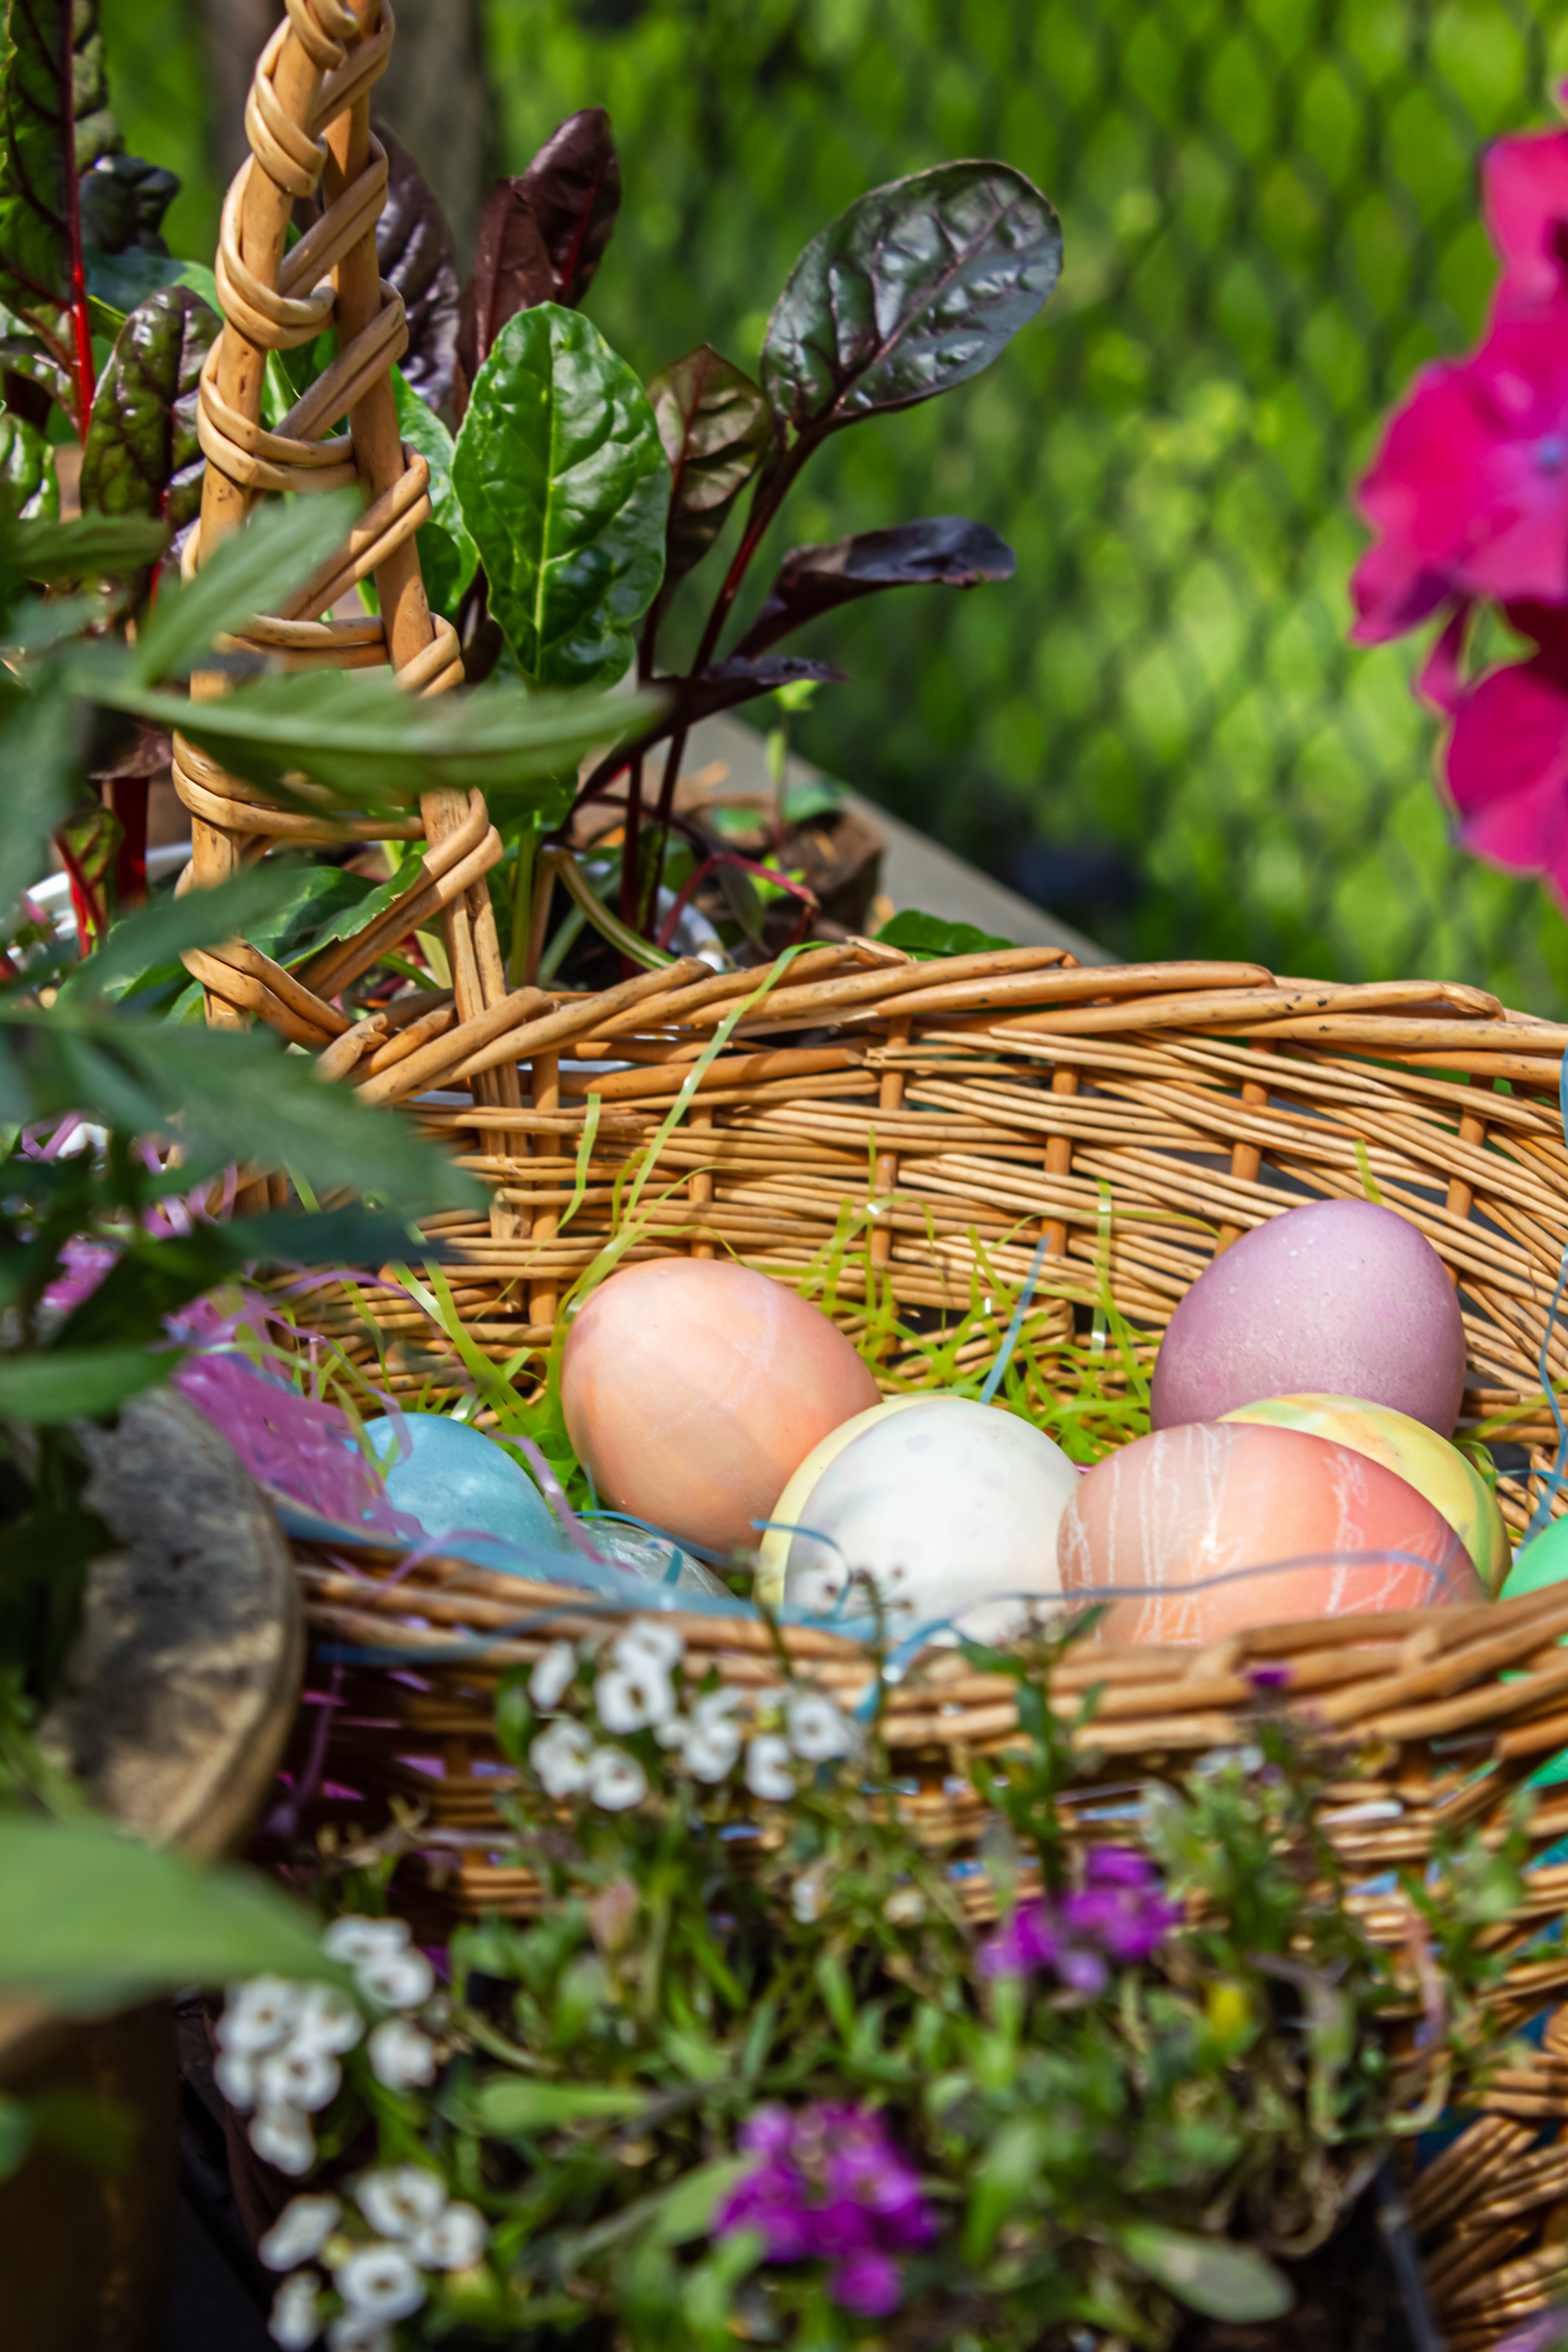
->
[515,107,620,308]
[0,409,58,521]
[648,345,771,594]
[80,285,219,528]
[763,162,1061,434]
[737,516,1014,655]
[452,304,668,689]
[392,366,476,620]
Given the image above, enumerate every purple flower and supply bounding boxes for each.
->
[979,1849,1179,1989]
[715,2101,935,2315]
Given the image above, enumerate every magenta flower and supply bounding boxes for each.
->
[716,2101,935,2317]
[1351,314,1568,642]
[980,1848,1180,1993]
[1484,123,1568,314]
[1422,600,1568,904]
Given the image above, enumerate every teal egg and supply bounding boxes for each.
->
[1500,1511,1568,1600]
[362,1414,565,1554]
[1501,1513,1568,1787]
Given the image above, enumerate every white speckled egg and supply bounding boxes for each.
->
[755,1395,1079,1642]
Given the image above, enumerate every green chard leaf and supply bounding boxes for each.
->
[762,162,1061,434]
[80,285,220,528]
[0,410,57,521]
[452,303,669,688]
[0,0,79,324]
[391,365,477,621]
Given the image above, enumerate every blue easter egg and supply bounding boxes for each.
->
[362,1414,565,1555]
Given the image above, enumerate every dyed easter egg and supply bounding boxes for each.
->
[1151,1200,1465,1437]
[755,1394,1079,1642]
[362,1413,565,1554]
[1221,1394,1509,1593]
[1500,1512,1568,1600]
[1057,1420,1483,1644]
[560,1258,881,1554]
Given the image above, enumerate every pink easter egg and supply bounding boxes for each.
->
[561,1258,881,1554]
[1057,1420,1483,1645]
[1151,1199,1465,1437]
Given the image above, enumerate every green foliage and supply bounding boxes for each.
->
[487,0,1568,1011]
[269,1621,1528,2351]
[0,0,80,319]
[0,411,57,521]
[0,1810,336,2013]
[762,162,1061,432]
[453,303,671,688]
[79,283,218,524]
[876,908,1014,956]
[392,365,478,621]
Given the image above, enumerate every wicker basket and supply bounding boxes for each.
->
[283,945,1568,2346]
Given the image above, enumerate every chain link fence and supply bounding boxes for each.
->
[481,0,1568,1009]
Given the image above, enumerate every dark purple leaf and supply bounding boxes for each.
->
[518,108,620,309]
[762,162,1061,434]
[667,654,844,730]
[455,180,554,403]
[735,517,1014,656]
[648,345,772,592]
[374,124,461,416]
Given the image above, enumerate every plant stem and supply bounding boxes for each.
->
[59,6,95,442]
[618,753,643,977]
[509,821,537,989]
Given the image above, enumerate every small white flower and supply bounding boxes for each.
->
[612,1617,685,1674]
[746,1733,795,1802]
[354,1946,435,2011]
[884,1886,926,1926]
[335,2241,426,2321]
[257,2046,340,2116]
[531,1717,592,1797]
[326,2315,392,2352]
[594,1662,675,1734]
[529,1639,577,1709]
[322,1917,408,1969]
[786,1690,853,1764]
[585,1746,648,1810]
[681,1717,742,1783]
[219,1977,303,2054]
[249,2104,317,2177]
[368,2016,437,2090]
[260,2196,341,2272]
[791,1864,830,1924]
[269,2267,324,2349]
[654,1714,689,1750]
[289,1984,363,2058]
[410,2200,488,2269]
[214,2045,258,2113]
[356,2164,447,2240]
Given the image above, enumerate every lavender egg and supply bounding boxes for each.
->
[1151,1199,1465,1438]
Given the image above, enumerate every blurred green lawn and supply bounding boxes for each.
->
[115,0,1568,1007]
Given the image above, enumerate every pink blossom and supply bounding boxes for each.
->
[980,1848,1180,1992]
[1351,315,1568,642]
[716,2101,934,2316]
[1484,123,1568,314]
[1423,601,1568,906]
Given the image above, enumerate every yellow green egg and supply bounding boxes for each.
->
[1219,1392,1509,1594]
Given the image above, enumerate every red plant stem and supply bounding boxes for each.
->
[54,826,106,954]
[105,776,149,909]
[59,6,95,439]
[617,751,643,980]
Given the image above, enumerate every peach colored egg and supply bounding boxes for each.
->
[1057,1420,1482,1645]
[560,1258,881,1554]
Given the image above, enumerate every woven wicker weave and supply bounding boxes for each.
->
[287,945,1568,2346]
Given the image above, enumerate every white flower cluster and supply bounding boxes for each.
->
[526,1618,856,1809]
[262,2167,487,2351]
[217,1920,438,2178]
